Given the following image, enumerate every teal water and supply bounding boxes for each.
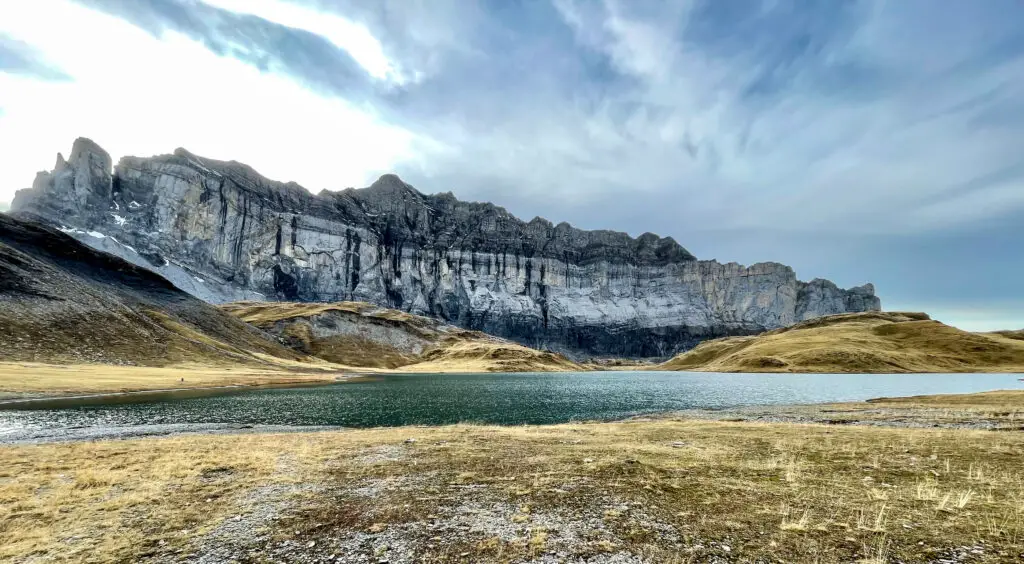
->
[1,372,1022,443]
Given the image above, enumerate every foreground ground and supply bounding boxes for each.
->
[3,392,1024,563]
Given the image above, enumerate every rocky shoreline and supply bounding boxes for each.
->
[641,402,1024,430]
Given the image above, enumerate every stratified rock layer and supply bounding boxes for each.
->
[11,138,881,357]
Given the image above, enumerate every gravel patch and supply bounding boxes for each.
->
[353,444,409,465]
[182,483,321,564]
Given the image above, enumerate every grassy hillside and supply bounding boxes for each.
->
[658,311,1024,373]
[221,301,584,372]
[0,213,321,369]
[989,329,1024,342]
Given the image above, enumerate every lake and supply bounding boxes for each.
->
[1,371,1022,443]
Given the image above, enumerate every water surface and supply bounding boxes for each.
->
[1,371,1021,443]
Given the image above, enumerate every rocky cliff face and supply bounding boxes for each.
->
[11,138,881,357]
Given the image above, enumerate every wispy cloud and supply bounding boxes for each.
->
[0,33,70,81]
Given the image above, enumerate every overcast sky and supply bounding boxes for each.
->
[1,0,1023,331]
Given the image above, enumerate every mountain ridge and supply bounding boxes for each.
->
[12,138,881,357]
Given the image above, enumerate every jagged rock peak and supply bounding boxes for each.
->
[68,137,111,168]
[357,173,425,201]
[371,173,415,190]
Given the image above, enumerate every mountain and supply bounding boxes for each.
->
[220,301,583,372]
[12,138,881,357]
[657,311,1024,373]
[0,212,579,374]
[0,212,306,367]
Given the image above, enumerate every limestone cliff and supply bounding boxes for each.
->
[11,138,881,357]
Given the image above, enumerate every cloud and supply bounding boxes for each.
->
[2,0,1024,325]
[75,0,379,99]
[294,0,1024,236]
[0,200,9,212]
[0,0,429,206]
[0,33,70,81]
[50,0,1024,236]
[199,0,401,83]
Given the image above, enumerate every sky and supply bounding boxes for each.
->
[1,0,1023,331]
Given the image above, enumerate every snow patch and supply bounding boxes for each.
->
[111,201,120,211]
[129,201,142,209]
[111,214,127,226]
[58,226,84,236]
[187,157,223,177]
[109,237,136,254]
[61,226,134,253]
[58,226,107,240]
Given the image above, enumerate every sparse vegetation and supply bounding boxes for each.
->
[658,311,1024,373]
[2,392,1023,562]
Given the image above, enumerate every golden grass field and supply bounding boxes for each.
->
[659,311,1024,373]
[0,362,343,397]
[2,392,1023,562]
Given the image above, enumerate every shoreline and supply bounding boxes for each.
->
[3,364,1022,400]
[2,362,1022,403]
[4,389,1022,446]
[0,378,356,408]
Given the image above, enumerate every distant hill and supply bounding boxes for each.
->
[220,301,584,373]
[657,311,1024,373]
[989,329,1024,342]
[0,213,311,367]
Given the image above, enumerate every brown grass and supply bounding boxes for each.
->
[989,330,1024,342]
[3,399,1023,562]
[659,311,1024,373]
[221,301,585,373]
[0,362,343,397]
[396,339,584,373]
[868,390,1024,407]
[220,300,435,333]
